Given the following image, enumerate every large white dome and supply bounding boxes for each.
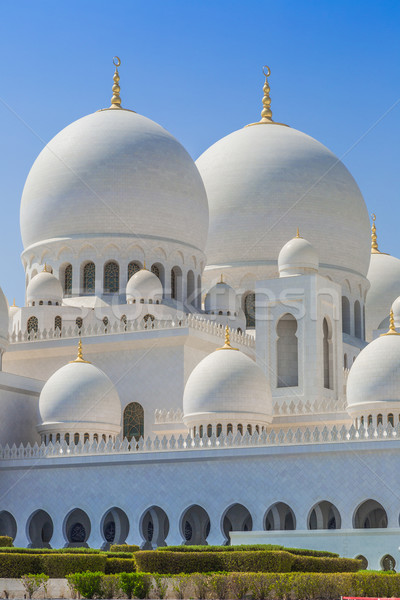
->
[365,252,400,340]
[196,124,370,280]
[38,352,121,435]
[183,336,272,428]
[21,109,209,253]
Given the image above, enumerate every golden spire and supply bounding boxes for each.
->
[42,263,52,273]
[246,65,288,128]
[70,339,91,363]
[110,56,122,109]
[143,260,147,270]
[381,309,400,336]
[371,213,381,254]
[217,325,239,351]
[295,227,302,239]
[218,273,224,284]
[12,298,16,307]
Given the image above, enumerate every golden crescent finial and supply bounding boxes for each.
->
[70,338,91,363]
[263,65,271,78]
[371,212,380,254]
[113,56,121,67]
[110,56,122,109]
[381,309,400,336]
[216,325,239,351]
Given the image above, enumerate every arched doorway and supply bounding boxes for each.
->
[140,506,170,549]
[264,502,295,530]
[353,499,387,528]
[27,510,54,548]
[101,507,130,549]
[0,511,17,539]
[222,503,252,544]
[308,501,341,530]
[180,505,210,545]
[63,508,91,547]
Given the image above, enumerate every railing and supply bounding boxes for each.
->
[9,315,255,348]
[1,422,399,462]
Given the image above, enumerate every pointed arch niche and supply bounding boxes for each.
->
[276,313,298,388]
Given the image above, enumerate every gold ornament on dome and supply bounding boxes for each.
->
[370,213,389,256]
[216,325,239,351]
[98,57,135,113]
[246,65,288,128]
[70,339,91,363]
[380,309,400,337]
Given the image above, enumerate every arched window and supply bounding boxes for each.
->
[323,318,333,389]
[83,262,95,294]
[56,433,60,443]
[151,264,160,278]
[74,433,79,445]
[84,433,89,443]
[237,424,243,434]
[199,425,204,437]
[377,413,383,425]
[128,261,141,280]
[103,317,109,330]
[243,292,255,328]
[54,315,62,331]
[123,402,144,442]
[63,264,72,296]
[227,423,233,434]
[65,433,70,444]
[368,414,373,426]
[207,424,212,437]
[216,424,222,437]
[354,300,362,339]
[171,266,182,301]
[247,424,252,434]
[388,413,394,426]
[197,274,202,309]
[27,316,38,334]
[344,354,348,369]
[342,297,351,334]
[187,270,195,305]
[76,317,83,330]
[104,261,119,294]
[143,314,155,329]
[277,313,298,387]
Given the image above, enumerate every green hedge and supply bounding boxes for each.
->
[134,550,294,574]
[0,547,103,554]
[105,558,137,574]
[0,536,13,547]
[0,552,107,578]
[291,555,362,573]
[109,544,140,553]
[158,544,338,557]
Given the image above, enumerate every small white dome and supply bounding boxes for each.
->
[365,252,400,340]
[204,280,237,314]
[38,348,121,436]
[26,269,63,306]
[347,330,400,418]
[183,337,272,428]
[0,287,9,353]
[278,234,319,277]
[126,269,163,303]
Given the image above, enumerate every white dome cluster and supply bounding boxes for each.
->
[26,267,63,307]
[126,268,163,304]
[183,328,272,435]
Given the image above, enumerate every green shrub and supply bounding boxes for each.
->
[134,550,294,574]
[106,551,135,559]
[21,573,49,599]
[171,574,190,599]
[40,553,107,577]
[209,572,230,599]
[119,572,152,599]
[192,572,212,599]
[0,536,13,547]
[67,571,103,599]
[110,544,140,553]
[99,574,120,599]
[229,573,251,600]
[0,547,102,554]
[0,553,42,577]
[152,573,169,599]
[291,554,362,573]
[105,557,136,574]
[157,544,338,556]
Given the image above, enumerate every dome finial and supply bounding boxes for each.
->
[246,66,288,128]
[143,260,147,270]
[110,56,122,109]
[371,213,381,254]
[217,325,239,351]
[219,273,224,284]
[381,309,400,336]
[295,227,302,239]
[12,298,16,307]
[70,338,91,363]
[42,263,51,273]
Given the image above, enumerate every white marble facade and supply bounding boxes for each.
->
[1,63,400,571]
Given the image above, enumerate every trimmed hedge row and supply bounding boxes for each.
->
[0,552,137,578]
[0,536,13,547]
[0,547,103,554]
[110,544,140,553]
[135,550,295,574]
[158,544,339,557]
[135,550,361,574]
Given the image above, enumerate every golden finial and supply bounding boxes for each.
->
[110,56,122,109]
[246,65,288,128]
[381,309,400,336]
[295,227,302,239]
[143,260,147,270]
[371,213,380,254]
[42,263,52,273]
[218,273,224,284]
[12,298,16,307]
[70,339,91,363]
[216,325,239,351]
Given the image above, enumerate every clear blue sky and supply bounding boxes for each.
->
[0,0,399,305]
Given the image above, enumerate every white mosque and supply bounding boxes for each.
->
[1,59,400,570]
